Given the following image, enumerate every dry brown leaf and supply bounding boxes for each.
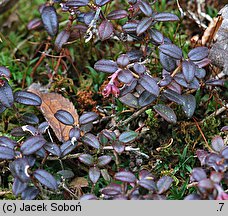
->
[70,177,88,188]
[29,87,79,142]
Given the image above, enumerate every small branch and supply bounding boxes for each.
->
[47,153,81,160]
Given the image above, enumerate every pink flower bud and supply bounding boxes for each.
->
[217,192,228,200]
[111,84,120,98]
[102,84,112,97]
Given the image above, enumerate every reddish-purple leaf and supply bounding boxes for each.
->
[0,136,17,149]
[21,113,39,125]
[159,44,182,60]
[211,136,224,152]
[44,142,61,157]
[97,155,112,167]
[195,68,206,79]
[210,171,223,183]
[138,179,157,191]
[112,141,125,154]
[221,147,228,159]
[69,127,81,140]
[107,9,128,20]
[12,177,28,196]
[82,133,100,149]
[34,169,58,190]
[188,77,200,89]
[163,89,185,105]
[205,79,225,86]
[114,171,136,183]
[98,20,114,41]
[118,70,133,84]
[94,59,118,73]
[79,154,94,166]
[159,51,176,72]
[194,58,211,68]
[119,131,138,143]
[174,73,188,88]
[139,1,153,16]
[89,167,100,184]
[0,146,15,160]
[221,126,228,132]
[182,94,196,118]
[149,28,164,44]
[79,112,98,125]
[196,149,208,166]
[101,183,122,196]
[136,17,153,36]
[60,140,78,157]
[167,81,181,94]
[191,168,207,182]
[119,93,138,108]
[198,179,214,189]
[138,91,156,107]
[21,186,39,200]
[54,110,75,125]
[139,74,159,97]
[14,91,41,106]
[122,21,138,33]
[41,6,58,37]
[0,66,11,79]
[21,136,46,155]
[152,12,179,22]
[65,0,89,7]
[188,47,209,61]
[133,63,146,74]
[117,54,129,67]
[157,176,173,194]
[27,18,43,31]
[102,129,116,141]
[80,194,98,200]
[182,61,196,83]
[95,0,111,6]
[55,30,70,52]
[9,158,30,183]
[0,81,14,108]
[153,104,177,124]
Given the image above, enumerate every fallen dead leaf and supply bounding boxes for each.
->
[70,177,88,188]
[29,86,79,142]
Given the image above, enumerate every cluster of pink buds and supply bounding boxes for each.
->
[102,81,120,98]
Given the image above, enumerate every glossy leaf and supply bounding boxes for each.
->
[65,0,89,7]
[152,12,179,22]
[41,6,58,37]
[221,147,228,159]
[0,81,14,108]
[191,168,207,182]
[94,59,118,73]
[174,73,188,88]
[38,121,49,134]
[136,17,153,36]
[98,20,114,41]
[123,21,138,33]
[102,129,116,141]
[115,171,136,183]
[33,169,58,190]
[149,28,164,44]
[57,170,74,179]
[159,44,182,60]
[44,142,61,157]
[69,127,81,140]
[138,91,156,107]
[0,66,10,79]
[188,77,200,89]
[163,89,184,105]
[97,155,112,167]
[139,1,153,16]
[119,93,138,108]
[21,187,39,200]
[182,61,196,83]
[21,136,46,155]
[188,47,209,61]
[55,30,70,52]
[210,172,223,183]
[118,70,133,84]
[157,176,173,194]
[95,0,111,6]
[153,104,177,124]
[79,154,94,166]
[60,140,78,157]
[89,167,100,184]
[117,54,129,68]
[79,112,98,125]
[14,91,41,106]
[82,133,100,149]
[138,179,157,191]
[133,63,146,74]
[139,74,159,97]
[198,179,214,189]
[80,194,98,200]
[101,183,122,196]
[54,110,75,125]
[27,18,43,31]
[21,113,39,125]
[196,149,208,166]
[159,51,176,72]
[0,136,17,149]
[119,131,138,143]
[107,10,128,20]
[211,136,224,152]
[112,141,125,154]
[0,146,15,159]
[182,94,196,118]
[9,158,30,183]
[12,177,28,196]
